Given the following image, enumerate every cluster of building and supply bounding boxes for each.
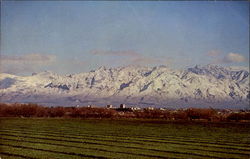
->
[84,104,249,115]
[105,104,165,111]
[106,104,142,111]
[81,104,169,111]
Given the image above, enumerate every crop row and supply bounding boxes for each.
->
[1,123,249,146]
[1,118,249,159]
[1,136,233,159]
[0,151,37,159]
[2,120,248,144]
[3,126,245,144]
[0,143,105,159]
[1,137,176,159]
[1,128,249,150]
[1,131,249,159]
[1,134,250,158]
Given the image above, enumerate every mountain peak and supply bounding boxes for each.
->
[97,66,107,70]
[0,65,249,108]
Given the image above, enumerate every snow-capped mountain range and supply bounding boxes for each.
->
[0,65,249,108]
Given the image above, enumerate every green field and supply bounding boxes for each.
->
[0,118,250,159]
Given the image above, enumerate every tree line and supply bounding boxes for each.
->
[0,103,249,122]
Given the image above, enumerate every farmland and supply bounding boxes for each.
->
[0,118,250,159]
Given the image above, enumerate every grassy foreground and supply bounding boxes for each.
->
[0,118,250,159]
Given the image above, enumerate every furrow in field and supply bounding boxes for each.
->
[0,140,228,159]
[1,129,249,153]
[0,152,38,159]
[1,128,250,150]
[1,134,250,159]
[0,132,246,159]
[0,145,92,159]
[0,137,178,159]
[2,126,249,146]
[7,123,248,142]
[3,122,248,144]
[0,143,109,159]
[2,119,250,159]
[0,130,156,146]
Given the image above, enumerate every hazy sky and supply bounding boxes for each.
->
[1,1,249,75]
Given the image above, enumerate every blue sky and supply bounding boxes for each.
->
[1,1,249,75]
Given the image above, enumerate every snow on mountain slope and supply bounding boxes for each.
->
[0,65,249,108]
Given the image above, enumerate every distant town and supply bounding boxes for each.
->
[0,103,249,122]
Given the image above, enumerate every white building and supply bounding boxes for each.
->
[120,104,126,109]
[106,104,113,109]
